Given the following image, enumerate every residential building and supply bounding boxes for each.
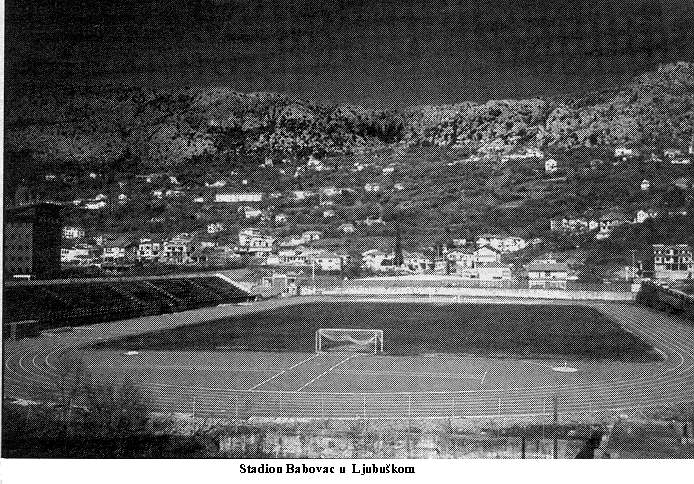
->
[597,211,630,238]
[364,216,385,227]
[544,159,558,173]
[163,233,195,264]
[238,228,275,255]
[102,235,139,263]
[403,251,428,272]
[364,183,381,192]
[4,203,62,277]
[653,244,694,280]
[502,236,527,253]
[138,238,164,262]
[239,206,262,218]
[275,213,288,224]
[446,249,475,269]
[291,190,316,200]
[615,146,638,158]
[473,245,501,265]
[63,226,85,239]
[550,216,594,233]
[320,187,339,197]
[674,177,692,190]
[527,261,569,289]
[672,158,692,165]
[641,179,651,191]
[338,223,355,234]
[664,148,683,159]
[393,183,405,191]
[83,200,107,210]
[476,234,504,251]
[207,222,225,234]
[215,192,263,203]
[476,262,513,281]
[323,209,336,218]
[635,209,658,224]
[362,249,390,272]
[311,252,343,271]
[301,230,322,242]
[61,243,96,265]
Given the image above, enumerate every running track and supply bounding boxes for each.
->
[4,297,694,419]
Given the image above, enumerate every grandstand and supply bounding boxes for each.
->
[2,275,252,339]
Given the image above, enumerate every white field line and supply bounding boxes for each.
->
[481,369,489,385]
[248,353,320,390]
[330,370,483,380]
[296,354,361,391]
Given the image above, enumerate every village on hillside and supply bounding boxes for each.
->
[5,138,694,293]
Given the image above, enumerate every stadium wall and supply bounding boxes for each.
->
[323,286,636,302]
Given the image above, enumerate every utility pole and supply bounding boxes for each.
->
[631,249,637,282]
[553,395,558,459]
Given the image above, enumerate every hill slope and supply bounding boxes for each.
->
[5,63,694,171]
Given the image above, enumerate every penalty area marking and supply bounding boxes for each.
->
[247,353,320,390]
[296,354,362,391]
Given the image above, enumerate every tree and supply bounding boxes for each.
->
[393,220,404,267]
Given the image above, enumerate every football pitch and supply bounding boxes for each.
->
[94,301,661,362]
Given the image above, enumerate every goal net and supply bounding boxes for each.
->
[315,328,384,354]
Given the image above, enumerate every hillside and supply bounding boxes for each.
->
[5,63,694,173]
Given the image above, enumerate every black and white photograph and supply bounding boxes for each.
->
[2,0,694,471]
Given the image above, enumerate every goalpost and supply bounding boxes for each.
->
[315,328,384,354]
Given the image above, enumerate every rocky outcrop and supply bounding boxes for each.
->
[5,63,694,169]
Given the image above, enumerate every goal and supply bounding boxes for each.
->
[315,328,384,354]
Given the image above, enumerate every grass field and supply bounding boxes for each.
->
[94,302,661,362]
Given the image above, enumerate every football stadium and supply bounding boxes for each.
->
[4,275,694,422]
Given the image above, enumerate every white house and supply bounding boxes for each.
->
[83,200,107,210]
[597,211,630,238]
[311,252,343,271]
[635,209,658,224]
[162,234,194,264]
[664,148,683,159]
[238,228,275,254]
[473,245,501,265]
[544,159,558,173]
[323,209,336,218]
[207,222,225,234]
[138,238,164,262]
[640,179,651,191]
[338,223,356,234]
[672,158,691,165]
[476,262,513,281]
[403,251,428,272]
[393,182,405,191]
[446,249,475,269]
[527,261,569,289]
[501,236,527,253]
[476,234,504,251]
[275,213,288,224]
[301,230,322,242]
[291,190,316,200]
[362,249,390,272]
[63,226,85,239]
[215,192,263,203]
[320,186,339,197]
[61,244,94,264]
[615,146,636,158]
[653,244,694,281]
[364,183,381,192]
[239,206,262,218]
